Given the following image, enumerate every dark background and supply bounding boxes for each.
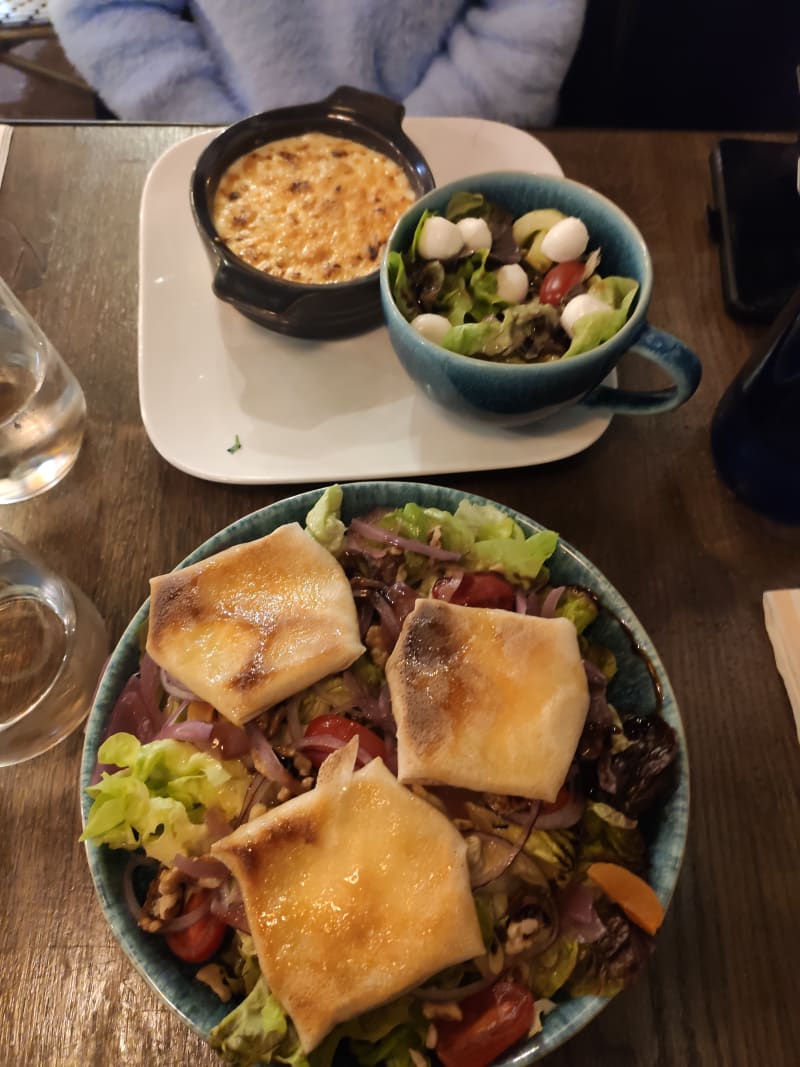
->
[558,0,799,130]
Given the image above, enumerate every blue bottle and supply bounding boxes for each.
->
[710,285,800,523]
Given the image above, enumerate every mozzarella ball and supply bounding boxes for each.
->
[560,293,611,337]
[417,216,465,260]
[411,313,452,345]
[540,216,590,263]
[495,263,530,305]
[456,216,493,253]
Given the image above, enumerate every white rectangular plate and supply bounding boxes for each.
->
[138,119,613,485]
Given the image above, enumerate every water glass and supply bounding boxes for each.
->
[0,275,86,504]
[0,532,107,766]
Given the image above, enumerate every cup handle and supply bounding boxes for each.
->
[325,85,406,128]
[581,324,702,415]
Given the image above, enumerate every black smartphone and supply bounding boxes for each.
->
[708,138,800,322]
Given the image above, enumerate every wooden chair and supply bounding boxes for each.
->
[0,0,90,91]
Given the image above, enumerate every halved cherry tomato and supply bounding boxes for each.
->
[435,975,535,1067]
[303,714,388,768]
[433,572,516,611]
[164,890,227,964]
[539,259,585,306]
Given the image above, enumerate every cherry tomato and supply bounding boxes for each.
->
[435,975,535,1067]
[303,714,388,768]
[433,572,516,611]
[164,891,228,964]
[539,260,585,306]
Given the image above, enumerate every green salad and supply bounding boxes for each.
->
[82,488,678,1067]
[388,192,639,364]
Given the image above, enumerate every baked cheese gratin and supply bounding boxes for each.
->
[212,132,416,285]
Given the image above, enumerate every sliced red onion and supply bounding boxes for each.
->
[160,892,212,934]
[534,791,585,830]
[587,687,614,727]
[171,853,229,882]
[294,733,374,768]
[431,573,464,603]
[139,654,164,719]
[372,589,402,647]
[349,517,462,562]
[209,721,251,759]
[557,883,607,943]
[246,723,301,794]
[93,667,165,779]
[384,582,419,626]
[540,586,566,618]
[348,682,396,734]
[583,658,609,688]
[514,588,528,614]
[159,667,198,702]
[157,720,215,745]
[526,590,541,616]
[210,882,251,933]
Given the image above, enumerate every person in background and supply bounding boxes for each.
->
[48,0,587,126]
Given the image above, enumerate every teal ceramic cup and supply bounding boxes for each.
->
[380,171,702,423]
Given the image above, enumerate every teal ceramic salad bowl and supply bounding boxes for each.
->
[380,171,702,424]
[80,482,689,1065]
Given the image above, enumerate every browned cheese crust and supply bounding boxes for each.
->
[386,599,590,801]
[145,522,364,724]
[212,132,415,284]
[212,743,484,1052]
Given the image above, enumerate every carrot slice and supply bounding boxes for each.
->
[586,862,665,935]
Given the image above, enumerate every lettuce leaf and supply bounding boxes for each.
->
[441,319,503,355]
[556,587,599,634]
[377,499,557,586]
[210,977,310,1067]
[81,734,251,864]
[527,936,580,998]
[305,484,345,555]
[564,277,639,358]
[577,800,646,873]
[445,191,485,221]
[467,529,558,585]
[409,210,432,262]
[387,252,419,322]
[430,250,495,326]
[437,269,473,325]
[312,998,426,1067]
[452,500,524,543]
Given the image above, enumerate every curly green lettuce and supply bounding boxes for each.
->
[210,977,310,1067]
[81,734,251,864]
[377,499,558,586]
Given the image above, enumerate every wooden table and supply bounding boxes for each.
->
[0,124,797,1067]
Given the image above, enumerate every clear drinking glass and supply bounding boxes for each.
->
[0,275,86,504]
[0,532,107,766]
